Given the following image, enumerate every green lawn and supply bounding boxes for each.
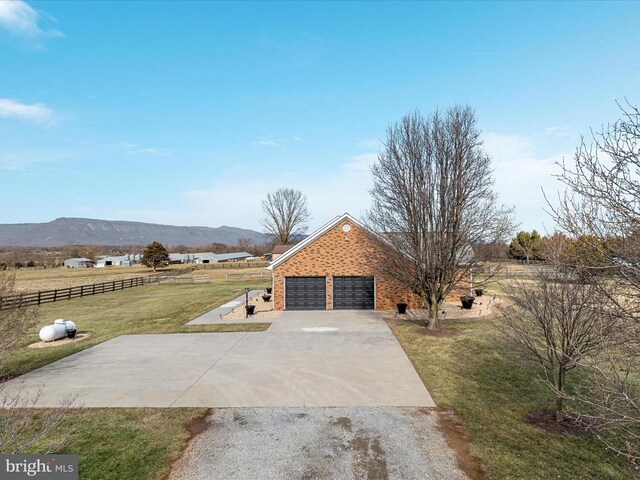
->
[1,277,270,479]
[21,408,208,480]
[386,315,630,480]
[3,279,270,380]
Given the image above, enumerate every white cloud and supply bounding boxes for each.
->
[0,145,73,170]
[252,135,304,147]
[542,126,572,137]
[109,134,567,235]
[0,0,63,38]
[342,153,377,173]
[483,132,568,231]
[181,153,376,231]
[122,143,171,156]
[0,98,55,125]
[254,136,281,147]
[356,139,381,150]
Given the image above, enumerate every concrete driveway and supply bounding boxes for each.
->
[3,310,433,408]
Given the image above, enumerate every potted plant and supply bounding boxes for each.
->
[262,294,272,302]
[460,296,475,309]
[475,288,484,297]
[245,304,256,315]
[397,303,408,314]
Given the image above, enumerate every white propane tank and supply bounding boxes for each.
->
[63,320,77,331]
[39,323,67,342]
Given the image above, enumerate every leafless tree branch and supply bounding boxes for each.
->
[260,187,310,245]
[366,106,514,328]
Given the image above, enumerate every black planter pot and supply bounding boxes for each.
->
[67,329,77,339]
[397,303,408,314]
[460,296,475,310]
[475,288,484,297]
[262,294,272,302]
[245,305,256,315]
[266,287,272,294]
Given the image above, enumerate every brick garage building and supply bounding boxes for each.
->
[268,213,424,311]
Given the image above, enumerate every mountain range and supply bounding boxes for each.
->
[0,218,268,248]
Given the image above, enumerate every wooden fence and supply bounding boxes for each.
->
[0,276,159,311]
[194,261,270,270]
[146,274,211,284]
[225,272,271,282]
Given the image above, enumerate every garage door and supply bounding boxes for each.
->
[333,276,375,310]
[285,276,326,310]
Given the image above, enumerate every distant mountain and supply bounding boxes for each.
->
[0,218,268,247]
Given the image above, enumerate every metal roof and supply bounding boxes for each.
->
[215,252,252,261]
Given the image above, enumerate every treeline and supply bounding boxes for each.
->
[0,238,273,270]
[507,230,614,269]
[0,245,141,270]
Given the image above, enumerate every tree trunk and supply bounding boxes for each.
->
[555,395,564,422]
[427,294,439,330]
[555,369,565,422]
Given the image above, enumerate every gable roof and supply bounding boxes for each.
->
[272,244,294,255]
[268,213,365,270]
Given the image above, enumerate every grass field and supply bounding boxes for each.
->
[12,265,180,292]
[3,272,271,380]
[22,408,208,480]
[12,263,269,292]
[386,314,630,479]
[1,268,270,479]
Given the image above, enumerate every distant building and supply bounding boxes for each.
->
[192,252,218,264]
[169,253,196,264]
[95,254,141,267]
[271,244,294,261]
[193,252,253,264]
[215,252,252,263]
[63,257,94,268]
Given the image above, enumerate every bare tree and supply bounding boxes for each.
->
[500,262,618,423]
[549,100,640,467]
[573,340,640,469]
[367,106,514,329]
[236,237,254,254]
[0,272,75,453]
[261,187,310,245]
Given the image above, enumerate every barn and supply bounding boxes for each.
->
[268,213,424,311]
[63,257,94,268]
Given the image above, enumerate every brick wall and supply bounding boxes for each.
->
[272,220,423,310]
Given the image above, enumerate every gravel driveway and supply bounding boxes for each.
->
[169,407,469,480]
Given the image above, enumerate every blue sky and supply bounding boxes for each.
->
[1,1,639,233]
